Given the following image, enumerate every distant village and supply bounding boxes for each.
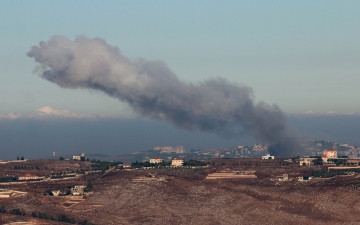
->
[111,140,360,164]
[0,140,359,186]
[2,140,360,224]
[0,140,359,197]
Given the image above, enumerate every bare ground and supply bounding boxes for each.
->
[1,160,360,224]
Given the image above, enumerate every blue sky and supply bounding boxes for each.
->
[1,1,359,116]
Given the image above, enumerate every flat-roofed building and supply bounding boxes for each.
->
[299,157,318,166]
[71,185,86,196]
[73,153,86,161]
[262,154,275,160]
[150,156,162,164]
[171,158,183,167]
[322,149,337,163]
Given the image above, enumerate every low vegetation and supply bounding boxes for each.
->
[91,160,121,171]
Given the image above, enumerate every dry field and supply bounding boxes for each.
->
[1,159,360,224]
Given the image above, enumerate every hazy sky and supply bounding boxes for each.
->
[0,1,360,159]
[1,1,359,116]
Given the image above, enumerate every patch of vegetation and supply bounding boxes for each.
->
[155,167,207,180]
[311,169,360,177]
[9,208,25,216]
[0,177,17,182]
[131,161,155,168]
[0,206,6,213]
[183,160,209,167]
[312,157,323,165]
[328,158,347,166]
[85,181,93,192]
[79,220,96,225]
[91,161,121,171]
[31,211,77,224]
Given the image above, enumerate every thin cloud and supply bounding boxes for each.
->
[304,110,315,115]
[326,110,338,115]
[0,106,132,121]
[36,106,95,119]
[295,110,360,116]
[0,113,22,120]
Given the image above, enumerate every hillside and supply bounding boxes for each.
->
[1,159,360,224]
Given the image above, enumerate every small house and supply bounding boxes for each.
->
[262,154,275,160]
[171,158,183,167]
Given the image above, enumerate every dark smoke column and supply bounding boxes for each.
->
[27,35,302,157]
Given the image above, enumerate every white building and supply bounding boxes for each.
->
[171,158,183,167]
[73,153,86,161]
[150,156,162,164]
[123,164,132,169]
[277,173,288,181]
[262,154,275,160]
[322,149,337,163]
[299,158,317,166]
[71,185,86,196]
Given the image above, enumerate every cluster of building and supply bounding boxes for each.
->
[260,148,353,166]
[299,149,338,166]
[276,173,311,182]
[149,156,184,167]
[70,185,86,196]
[51,185,86,196]
[153,146,185,154]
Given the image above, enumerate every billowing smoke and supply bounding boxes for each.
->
[27,35,301,157]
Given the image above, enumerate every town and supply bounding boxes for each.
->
[1,140,360,224]
[98,140,360,163]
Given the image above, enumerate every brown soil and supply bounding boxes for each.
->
[1,159,360,224]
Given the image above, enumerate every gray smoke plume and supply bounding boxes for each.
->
[27,35,301,157]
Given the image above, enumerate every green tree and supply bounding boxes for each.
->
[9,208,22,215]
[0,206,6,213]
[313,157,323,165]
[86,181,93,189]
[20,156,24,160]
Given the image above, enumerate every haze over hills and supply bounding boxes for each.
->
[1,115,360,160]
